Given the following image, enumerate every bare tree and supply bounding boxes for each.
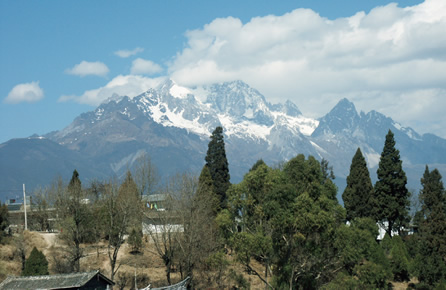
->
[144,173,195,285]
[133,153,159,197]
[101,172,142,282]
[30,187,51,232]
[55,170,94,272]
[174,167,222,288]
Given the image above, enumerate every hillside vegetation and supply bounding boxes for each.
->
[1,128,445,289]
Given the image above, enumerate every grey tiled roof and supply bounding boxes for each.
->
[0,270,113,290]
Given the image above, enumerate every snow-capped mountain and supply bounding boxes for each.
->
[1,79,445,201]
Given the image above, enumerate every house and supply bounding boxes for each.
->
[0,270,114,290]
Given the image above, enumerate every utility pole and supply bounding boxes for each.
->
[23,184,28,231]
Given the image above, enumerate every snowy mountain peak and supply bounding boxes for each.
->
[203,80,274,125]
[312,98,359,137]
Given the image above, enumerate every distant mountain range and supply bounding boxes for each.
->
[1,80,445,201]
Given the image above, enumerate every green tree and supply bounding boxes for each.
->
[388,236,410,282]
[372,130,410,236]
[0,201,9,243]
[205,126,230,208]
[128,227,142,253]
[343,148,374,221]
[227,162,275,288]
[22,247,49,276]
[268,155,344,288]
[414,166,446,285]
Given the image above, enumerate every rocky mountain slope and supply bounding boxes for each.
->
[1,80,445,201]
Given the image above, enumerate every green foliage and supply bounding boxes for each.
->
[335,218,386,274]
[226,154,345,288]
[413,166,446,285]
[22,247,49,276]
[205,126,231,208]
[0,201,9,243]
[343,148,374,220]
[128,227,143,253]
[249,159,266,172]
[215,209,234,241]
[372,130,410,236]
[353,261,391,289]
[228,268,250,289]
[322,272,361,290]
[197,165,219,215]
[388,236,411,281]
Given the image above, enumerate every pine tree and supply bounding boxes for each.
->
[343,148,374,221]
[205,126,230,208]
[415,166,446,284]
[22,247,49,276]
[372,130,410,237]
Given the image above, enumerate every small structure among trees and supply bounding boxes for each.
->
[0,270,114,290]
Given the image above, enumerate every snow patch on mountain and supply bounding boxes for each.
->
[219,114,271,141]
[272,112,319,136]
[143,95,211,137]
[169,83,191,99]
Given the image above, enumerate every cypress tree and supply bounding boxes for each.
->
[372,130,410,237]
[415,166,446,285]
[196,165,219,214]
[205,126,230,208]
[22,247,49,276]
[343,148,374,221]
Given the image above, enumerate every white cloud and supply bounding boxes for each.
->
[4,81,44,104]
[131,58,163,75]
[59,75,165,106]
[114,47,144,58]
[167,0,446,137]
[65,61,109,77]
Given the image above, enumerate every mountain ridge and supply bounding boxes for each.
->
[1,80,445,201]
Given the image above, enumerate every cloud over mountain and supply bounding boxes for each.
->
[131,58,163,75]
[168,0,446,137]
[59,75,165,106]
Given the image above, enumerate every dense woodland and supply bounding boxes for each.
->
[0,127,445,289]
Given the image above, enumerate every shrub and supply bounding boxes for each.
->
[22,247,49,276]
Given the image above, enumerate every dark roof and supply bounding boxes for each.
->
[142,194,168,203]
[147,277,190,290]
[7,204,22,211]
[0,270,114,290]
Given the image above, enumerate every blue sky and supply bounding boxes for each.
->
[2,0,446,144]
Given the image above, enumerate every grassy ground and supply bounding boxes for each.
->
[0,231,265,289]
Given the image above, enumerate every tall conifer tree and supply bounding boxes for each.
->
[372,130,410,236]
[343,148,374,221]
[415,166,446,285]
[205,126,230,208]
